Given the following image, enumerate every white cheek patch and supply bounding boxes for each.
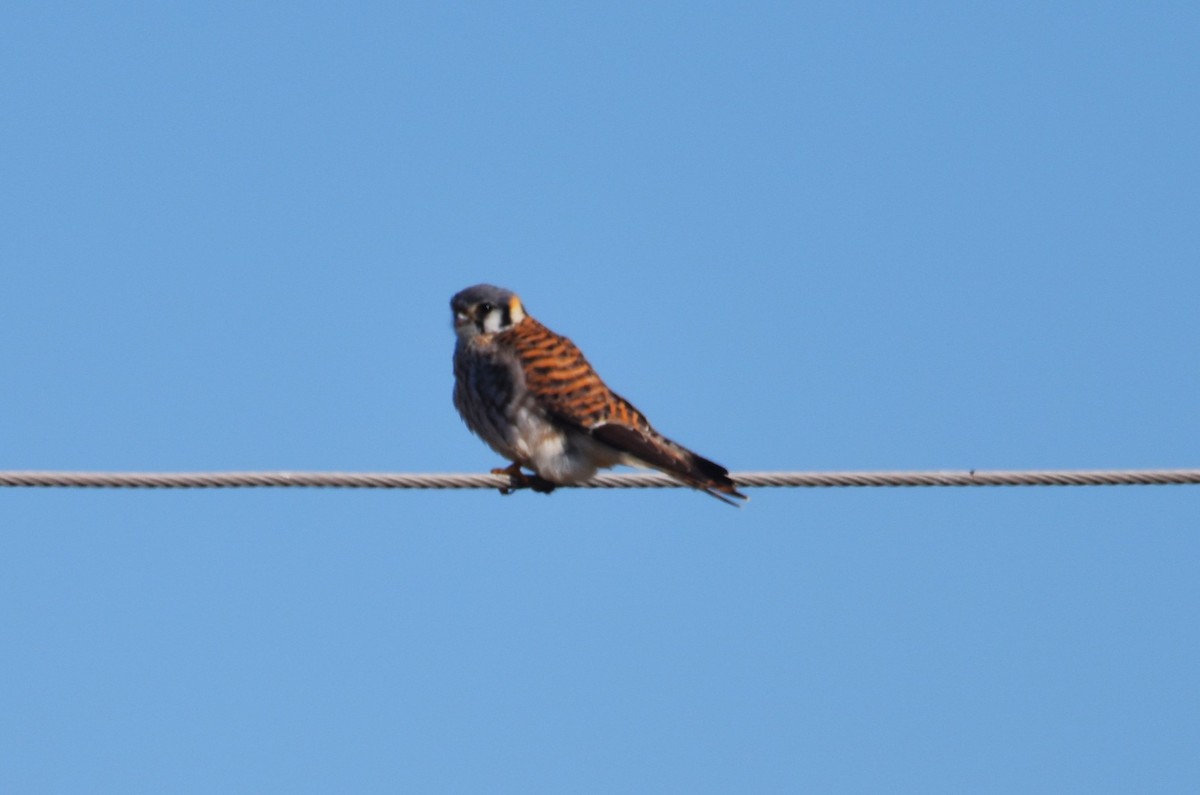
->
[481,309,505,333]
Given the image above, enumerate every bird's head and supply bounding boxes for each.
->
[451,284,527,340]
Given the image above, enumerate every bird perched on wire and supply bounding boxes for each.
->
[451,284,746,505]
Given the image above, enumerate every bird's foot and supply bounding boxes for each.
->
[490,463,557,496]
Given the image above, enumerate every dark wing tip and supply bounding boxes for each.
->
[591,424,748,506]
[689,452,749,506]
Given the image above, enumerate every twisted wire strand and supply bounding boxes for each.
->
[0,469,1198,489]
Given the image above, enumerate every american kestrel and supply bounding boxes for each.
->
[451,284,747,505]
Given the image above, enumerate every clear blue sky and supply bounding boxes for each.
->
[2,2,1198,791]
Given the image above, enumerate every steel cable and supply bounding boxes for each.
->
[1,469,1198,489]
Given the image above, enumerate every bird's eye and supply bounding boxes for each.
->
[478,302,493,314]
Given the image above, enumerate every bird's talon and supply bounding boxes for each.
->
[489,463,554,496]
[528,476,556,495]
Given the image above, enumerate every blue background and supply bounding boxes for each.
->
[2,3,1198,791]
